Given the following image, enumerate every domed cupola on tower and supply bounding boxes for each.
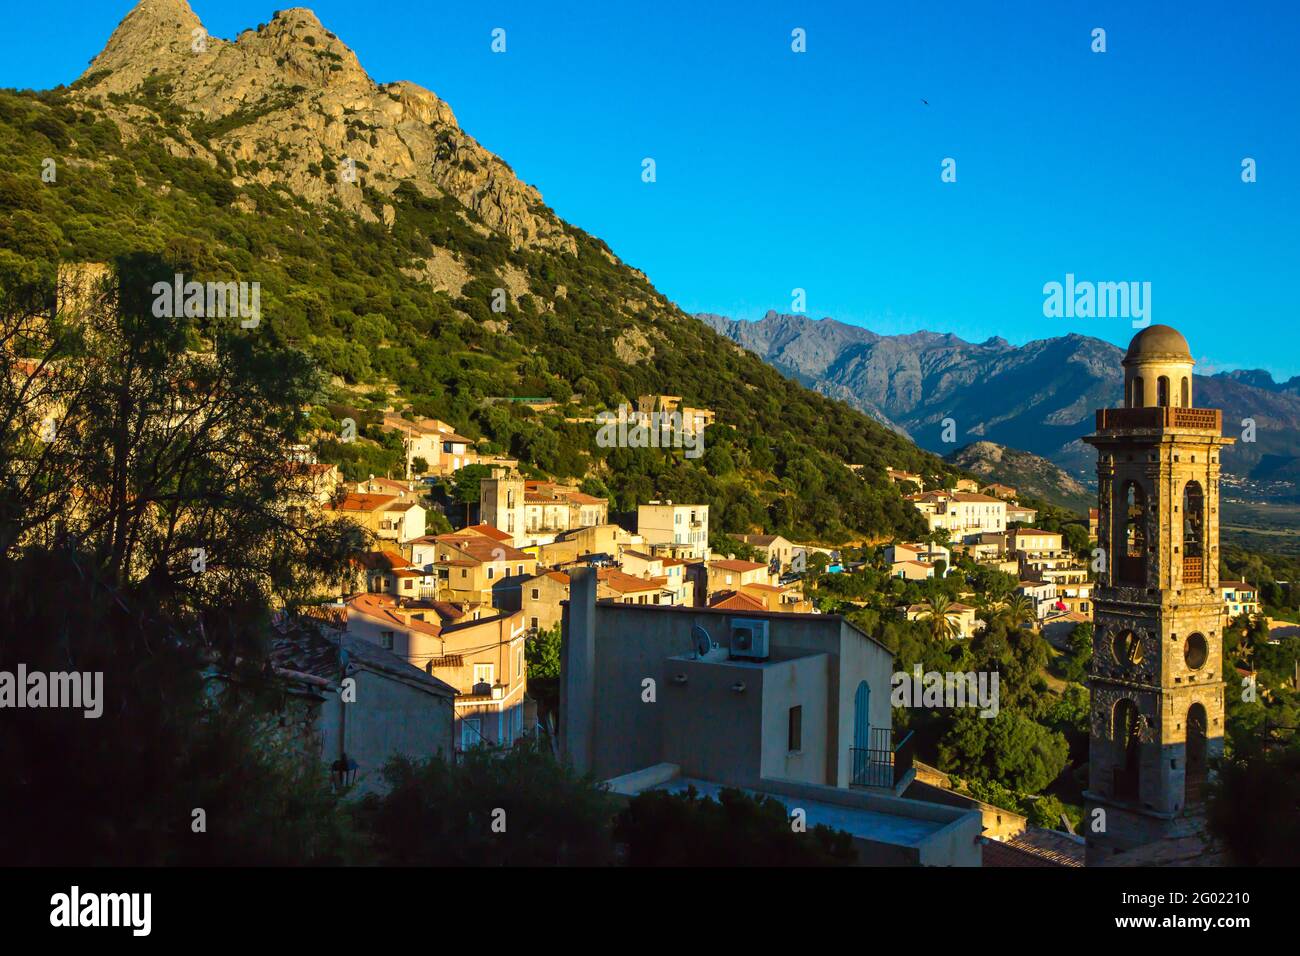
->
[1123,324,1194,409]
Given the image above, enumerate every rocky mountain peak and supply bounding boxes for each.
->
[74,3,574,252]
[88,0,204,82]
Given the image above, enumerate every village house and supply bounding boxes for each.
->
[885,467,923,489]
[886,542,951,573]
[344,593,531,752]
[382,413,505,478]
[597,567,673,606]
[408,533,538,609]
[560,570,982,865]
[1005,504,1038,525]
[907,491,1007,540]
[706,558,774,601]
[953,478,980,493]
[1015,580,1059,621]
[981,483,1017,500]
[1221,581,1260,622]
[635,394,716,433]
[270,613,457,795]
[737,533,798,572]
[479,470,608,546]
[324,491,427,545]
[535,523,638,567]
[891,559,937,581]
[1009,528,1089,588]
[522,570,572,633]
[637,501,711,561]
[619,550,694,606]
[710,579,815,615]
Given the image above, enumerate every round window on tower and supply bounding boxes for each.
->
[1184,633,1208,670]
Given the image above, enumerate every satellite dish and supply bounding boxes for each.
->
[691,624,713,659]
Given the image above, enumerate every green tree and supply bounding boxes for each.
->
[355,739,617,865]
[614,786,856,866]
[939,710,1069,794]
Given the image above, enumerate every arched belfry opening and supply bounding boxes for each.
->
[1183,481,1204,585]
[1185,703,1208,806]
[1157,375,1170,407]
[1129,376,1145,408]
[1119,481,1147,585]
[1180,376,1190,407]
[1113,699,1142,801]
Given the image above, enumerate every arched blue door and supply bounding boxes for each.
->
[854,681,871,749]
[852,681,871,785]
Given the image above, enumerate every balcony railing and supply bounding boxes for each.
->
[849,728,914,789]
[1095,407,1221,432]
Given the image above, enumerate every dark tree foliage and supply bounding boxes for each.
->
[615,786,857,866]
[355,740,618,866]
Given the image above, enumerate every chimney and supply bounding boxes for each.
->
[560,566,598,776]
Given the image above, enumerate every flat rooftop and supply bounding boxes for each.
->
[652,777,947,848]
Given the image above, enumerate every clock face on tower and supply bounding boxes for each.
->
[1113,629,1144,669]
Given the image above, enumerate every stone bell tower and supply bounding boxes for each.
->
[1082,325,1234,864]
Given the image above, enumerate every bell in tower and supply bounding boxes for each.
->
[1082,325,1234,864]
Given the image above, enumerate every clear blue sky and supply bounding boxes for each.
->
[5,0,1298,378]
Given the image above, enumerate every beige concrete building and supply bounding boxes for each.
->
[409,533,537,609]
[271,616,457,795]
[637,501,710,561]
[907,491,1007,540]
[345,593,531,752]
[738,533,798,572]
[1220,581,1259,622]
[325,491,426,544]
[561,571,982,866]
[480,470,608,545]
[706,559,773,601]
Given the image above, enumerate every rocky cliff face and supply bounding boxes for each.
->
[945,441,1092,512]
[701,310,1300,485]
[75,0,574,252]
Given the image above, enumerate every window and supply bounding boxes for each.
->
[380,630,394,650]
[403,579,413,591]
[1157,376,1170,407]
[788,706,802,752]
[461,717,482,750]
[530,616,538,629]
[487,567,495,580]
[474,663,494,686]
[531,588,540,601]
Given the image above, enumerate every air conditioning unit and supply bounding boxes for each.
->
[729,618,770,661]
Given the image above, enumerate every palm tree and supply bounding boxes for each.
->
[919,593,961,640]
[998,593,1036,630]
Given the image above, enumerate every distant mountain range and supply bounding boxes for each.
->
[698,311,1300,486]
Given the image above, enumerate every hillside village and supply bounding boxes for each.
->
[268,404,1275,866]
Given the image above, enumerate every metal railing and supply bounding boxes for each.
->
[849,728,914,789]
